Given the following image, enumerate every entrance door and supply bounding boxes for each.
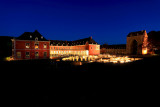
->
[132,40,138,55]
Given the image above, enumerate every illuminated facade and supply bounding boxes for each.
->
[50,37,100,59]
[101,30,149,55]
[12,30,50,60]
[126,30,148,55]
[12,30,100,60]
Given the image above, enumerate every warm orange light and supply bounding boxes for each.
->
[142,48,147,55]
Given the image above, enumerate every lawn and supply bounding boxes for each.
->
[1,55,159,106]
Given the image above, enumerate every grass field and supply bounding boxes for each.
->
[1,55,159,106]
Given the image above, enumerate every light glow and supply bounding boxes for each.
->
[62,54,142,64]
[142,48,147,55]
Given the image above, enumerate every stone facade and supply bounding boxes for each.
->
[101,30,149,55]
[126,30,148,55]
[100,44,126,55]
[12,30,100,60]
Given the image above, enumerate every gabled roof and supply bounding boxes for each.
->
[127,30,146,37]
[74,36,98,44]
[16,30,48,41]
[50,37,99,46]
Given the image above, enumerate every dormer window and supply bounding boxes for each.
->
[41,36,43,39]
[30,35,32,38]
[35,37,38,41]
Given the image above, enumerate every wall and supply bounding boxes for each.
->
[101,48,126,55]
[50,45,89,58]
[13,40,50,60]
[50,44,100,58]
[88,44,100,55]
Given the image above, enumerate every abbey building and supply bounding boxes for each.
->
[11,30,160,60]
[12,30,100,60]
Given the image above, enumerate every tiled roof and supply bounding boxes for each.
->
[50,37,98,46]
[16,30,48,41]
[127,30,146,37]
[101,44,126,49]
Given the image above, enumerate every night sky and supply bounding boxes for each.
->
[0,0,160,45]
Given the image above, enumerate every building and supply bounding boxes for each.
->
[50,37,100,59]
[11,29,160,60]
[101,44,126,55]
[12,30,50,60]
[101,30,149,55]
[12,30,100,60]
[126,30,148,55]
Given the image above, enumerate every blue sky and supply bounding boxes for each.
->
[0,0,160,44]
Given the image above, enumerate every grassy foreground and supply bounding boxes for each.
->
[1,55,159,106]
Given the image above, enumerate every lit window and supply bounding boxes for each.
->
[26,43,30,48]
[35,37,38,41]
[41,36,43,39]
[30,35,32,38]
[96,45,99,50]
[44,44,47,49]
[35,52,39,58]
[35,42,39,49]
[26,52,30,58]
[17,52,21,58]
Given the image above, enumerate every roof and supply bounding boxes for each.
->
[16,30,48,41]
[101,44,126,49]
[50,37,99,46]
[127,30,146,37]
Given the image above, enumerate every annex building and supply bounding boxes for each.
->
[12,30,100,60]
[101,30,160,55]
[101,30,159,55]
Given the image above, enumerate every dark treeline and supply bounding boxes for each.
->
[0,36,13,60]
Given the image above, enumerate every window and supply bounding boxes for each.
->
[26,43,30,48]
[44,52,47,58]
[26,52,30,58]
[17,52,21,58]
[35,52,39,58]
[96,45,99,50]
[35,37,38,41]
[44,44,47,49]
[35,42,39,49]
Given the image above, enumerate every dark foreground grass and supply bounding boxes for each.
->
[1,56,159,106]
